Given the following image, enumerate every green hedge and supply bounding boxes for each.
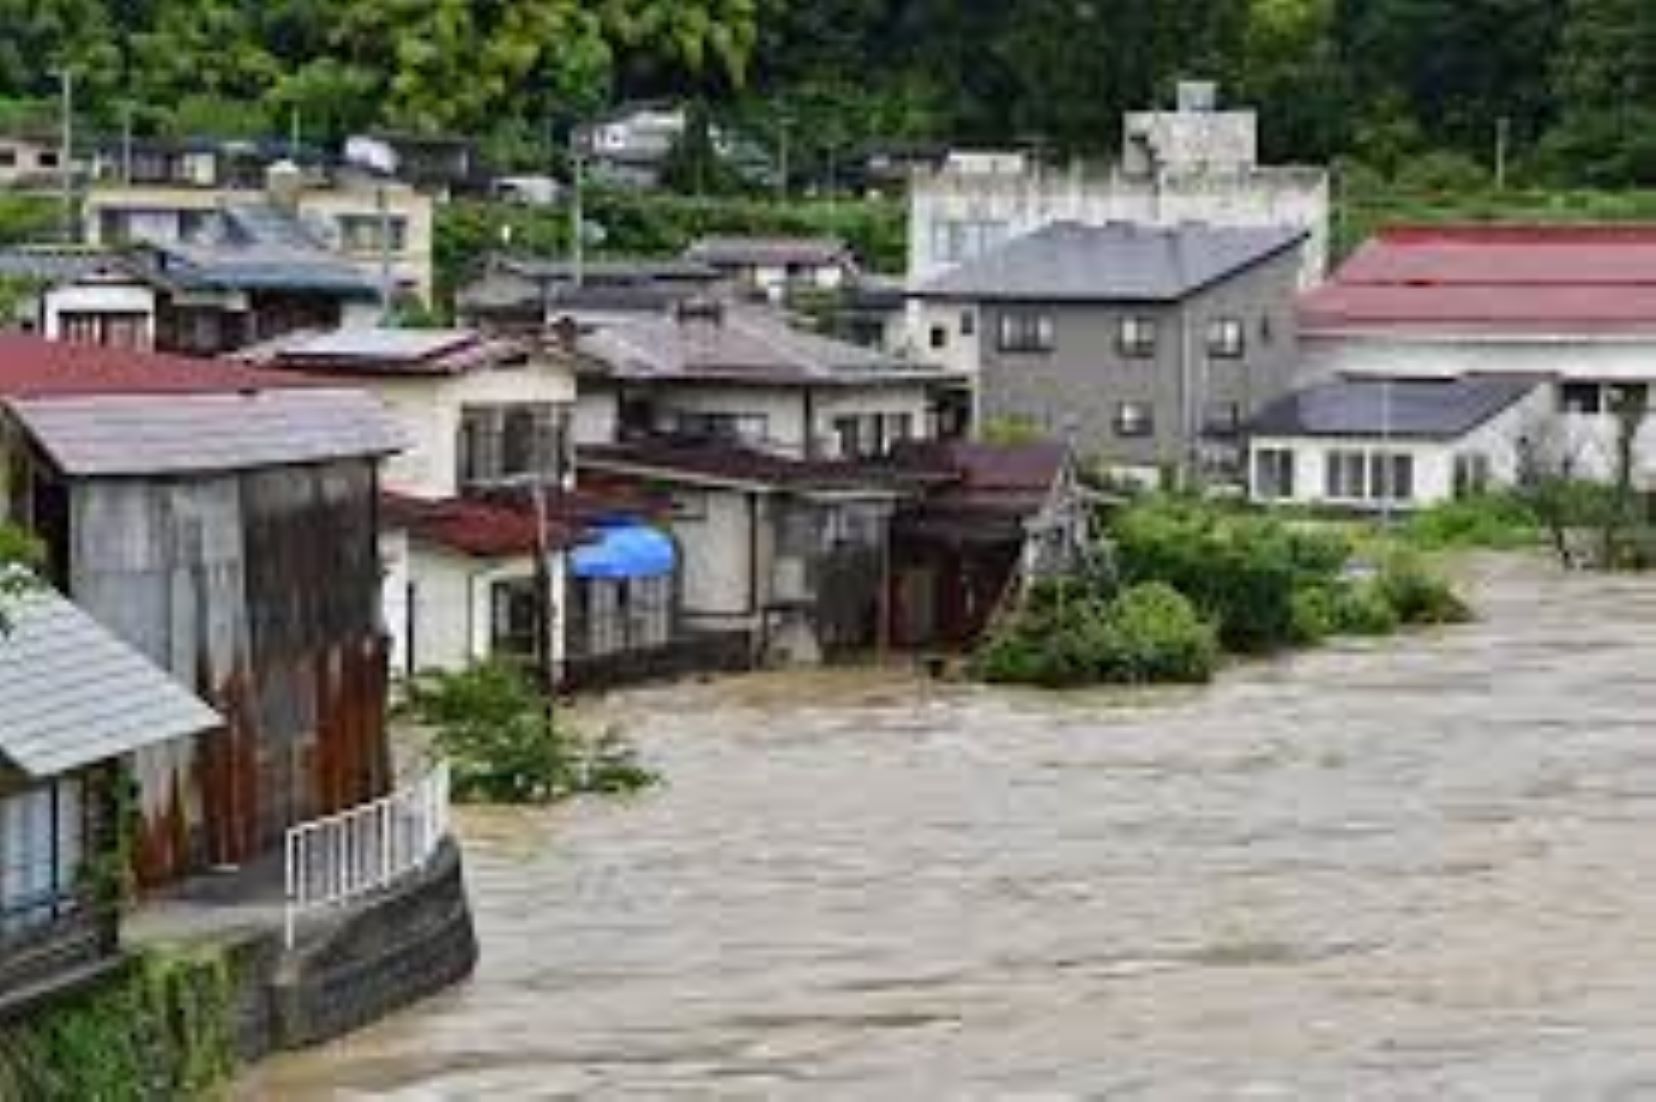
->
[0,947,235,1100]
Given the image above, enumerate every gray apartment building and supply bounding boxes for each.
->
[912,221,1306,482]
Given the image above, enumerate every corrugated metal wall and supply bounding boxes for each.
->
[67,460,388,884]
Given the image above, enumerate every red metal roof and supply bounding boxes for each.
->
[381,492,583,559]
[1301,226,1656,334]
[0,334,318,398]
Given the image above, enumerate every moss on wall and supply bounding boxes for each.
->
[0,946,236,1100]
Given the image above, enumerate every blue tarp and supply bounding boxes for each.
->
[571,520,677,580]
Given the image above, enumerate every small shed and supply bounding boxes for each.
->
[0,359,405,884]
[0,586,219,1002]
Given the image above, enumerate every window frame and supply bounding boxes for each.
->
[1113,401,1155,438]
[1206,316,1246,359]
[1117,316,1158,358]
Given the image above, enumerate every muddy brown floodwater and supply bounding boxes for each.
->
[242,557,1656,1099]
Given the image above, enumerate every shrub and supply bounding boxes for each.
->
[1331,582,1402,636]
[1289,585,1340,645]
[1097,582,1218,683]
[1113,498,1350,654]
[972,579,1216,687]
[409,660,657,803]
[1375,552,1473,626]
[1402,494,1538,551]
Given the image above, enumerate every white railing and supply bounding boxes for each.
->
[283,761,451,948]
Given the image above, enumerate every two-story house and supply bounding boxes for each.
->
[456,256,722,333]
[238,327,679,689]
[82,159,435,304]
[571,302,968,460]
[912,220,1306,484]
[577,103,688,190]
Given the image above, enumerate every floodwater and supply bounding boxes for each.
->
[243,556,1656,1099]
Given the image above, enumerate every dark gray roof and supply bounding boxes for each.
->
[916,221,1307,302]
[496,257,719,283]
[11,388,406,476]
[148,241,381,298]
[0,246,128,284]
[1246,377,1539,441]
[0,586,219,777]
[575,307,944,386]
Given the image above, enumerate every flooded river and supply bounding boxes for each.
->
[244,557,1656,1099]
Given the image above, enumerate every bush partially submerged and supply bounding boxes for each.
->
[973,580,1217,688]
[974,497,1471,690]
[409,661,657,804]
[1402,494,1539,551]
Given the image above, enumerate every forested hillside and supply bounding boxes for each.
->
[1,0,1652,187]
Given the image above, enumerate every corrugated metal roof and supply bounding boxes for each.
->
[916,221,1306,302]
[0,586,219,777]
[0,246,128,284]
[255,328,477,362]
[11,387,406,476]
[1246,377,1539,441]
[0,333,328,398]
[1301,226,1656,334]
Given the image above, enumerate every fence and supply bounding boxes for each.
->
[283,761,451,948]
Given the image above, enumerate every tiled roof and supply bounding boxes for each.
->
[920,218,1304,301]
[381,492,582,558]
[149,240,381,297]
[1246,377,1539,441]
[13,388,406,476]
[576,307,944,386]
[684,235,852,268]
[1301,226,1656,333]
[0,585,220,777]
[0,246,127,284]
[0,333,321,398]
[580,440,902,494]
[916,221,1306,302]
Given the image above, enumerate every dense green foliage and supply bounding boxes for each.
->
[973,579,1219,688]
[437,190,903,300]
[1400,494,1542,552]
[409,660,656,804]
[0,948,235,1099]
[7,1,1656,188]
[975,498,1473,689]
[1113,497,1354,654]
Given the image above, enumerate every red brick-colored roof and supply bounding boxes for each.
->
[381,492,583,559]
[0,334,317,398]
[1302,226,1656,334]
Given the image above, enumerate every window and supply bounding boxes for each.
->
[1113,401,1154,438]
[567,575,674,659]
[338,214,409,254]
[0,149,15,168]
[1454,453,1492,498]
[1325,450,1368,499]
[833,411,915,459]
[0,780,83,935]
[489,578,540,660]
[458,404,566,487]
[960,310,975,337]
[36,150,58,169]
[1255,448,1295,500]
[1117,316,1157,358]
[929,325,948,351]
[56,312,148,350]
[674,411,768,446]
[1560,382,1603,415]
[1325,450,1414,503]
[1206,317,1246,358]
[1204,401,1243,435]
[997,312,1054,353]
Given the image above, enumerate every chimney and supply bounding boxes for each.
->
[265,159,304,211]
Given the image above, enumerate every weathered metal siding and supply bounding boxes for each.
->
[67,459,388,884]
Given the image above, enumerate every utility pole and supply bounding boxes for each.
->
[120,101,134,185]
[570,128,585,288]
[376,183,395,321]
[289,106,302,160]
[1495,117,1510,191]
[56,68,74,244]
[776,116,789,202]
